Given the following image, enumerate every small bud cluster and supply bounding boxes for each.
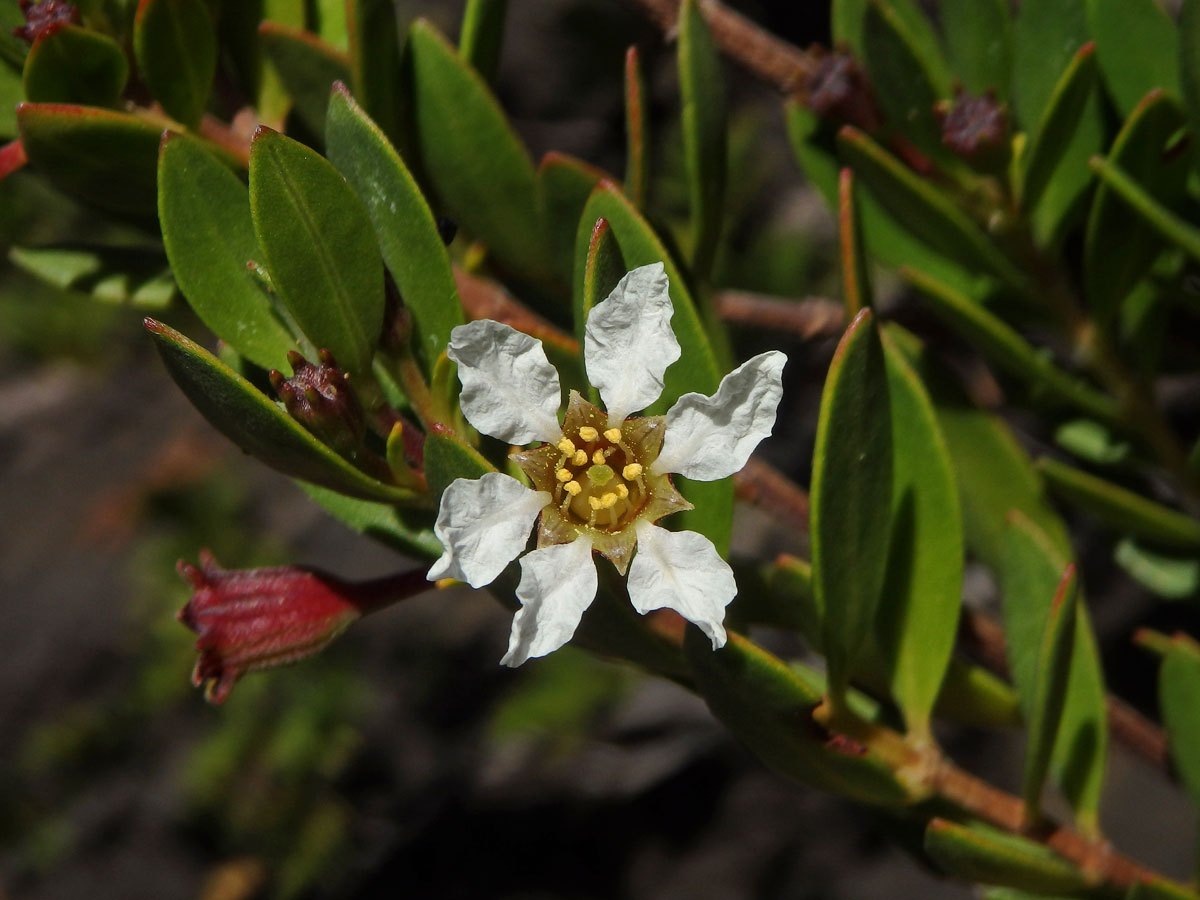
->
[805,51,880,131]
[14,0,79,44]
[269,349,365,454]
[936,89,1010,172]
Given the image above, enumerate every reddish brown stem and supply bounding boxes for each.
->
[714,290,845,340]
[733,455,810,532]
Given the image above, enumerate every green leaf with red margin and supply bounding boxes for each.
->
[134,0,217,128]
[325,85,462,371]
[346,0,402,144]
[22,24,127,108]
[158,131,297,371]
[838,167,871,315]
[259,20,351,138]
[1087,0,1181,118]
[145,318,419,504]
[249,126,384,375]
[810,308,892,701]
[536,151,608,289]
[624,45,648,208]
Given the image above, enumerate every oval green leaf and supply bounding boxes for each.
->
[22,24,127,107]
[537,151,607,290]
[458,0,508,85]
[346,0,402,143]
[299,482,441,558]
[134,0,216,128]
[423,426,496,501]
[1087,0,1181,118]
[940,0,1012,98]
[259,20,351,138]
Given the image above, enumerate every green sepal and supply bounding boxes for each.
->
[22,24,127,107]
[258,19,351,138]
[423,426,497,502]
[144,318,420,504]
[299,482,441,558]
[8,244,173,309]
[158,131,297,372]
[923,818,1088,893]
[1087,0,1181,118]
[249,125,384,376]
[458,0,507,85]
[810,308,892,700]
[325,84,463,371]
[133,0,217,128]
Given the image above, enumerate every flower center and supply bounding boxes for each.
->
[553,427,647,531]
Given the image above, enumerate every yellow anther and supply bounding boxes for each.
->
[604,428,622,443]
[588,495,602,510]
[615,483,629,500]
[572,449,588,466]
[599,492,618,509]
[556,468,573,483]
[563,480,582,496]
[578,426,599,442]
[592,449,606,465]
[557,438,576,455]
[623,463,643,480]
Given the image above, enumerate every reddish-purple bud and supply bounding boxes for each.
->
[269,349,365,453]
[804,51,881,131]
[936,88,1010,172]
[14,0,80,43]
[177,550,429,704]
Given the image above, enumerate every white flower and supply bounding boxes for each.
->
[427,262,787,666]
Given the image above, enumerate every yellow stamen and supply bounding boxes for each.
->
[578,426,599,442]
[604,428,622,443]
[623,463,643,480]
[588,495,602,510]
[563,480,582,496]
[556,468,573,483]
[557,438,575,455]
[615,483,629,499]
[572,449,588,466]
[599,492,618,509]
[592,449,605,465]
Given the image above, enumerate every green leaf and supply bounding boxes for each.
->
[158,131,297,371]
[834,0,949,92]
[216,0,265,111]
[145,318,418,503]
[1087,0,1181,118]
[405,19,549,283]
[346,0,402,144]
[8,244,174,308]
[940,0,1012,98]
[1021,563,1079,817]
[1089,155,1200,264]
[423,427,496,501]
[935,659,1023,730]
[325,85,462,370]
[299,482,441,558]
[1038,456,1200,550]
[1114,537,1200,600]
[16,102,160,218]
[578,216,625,339]
[1001,512,1107,829]
[838,168,871,315]
[571,183,730,554]
[249,125,384,375]
[1160,637,1200,807]
[536,151,607,289]
[1018,42,1098,216]
[876,339,962,736]
[1128,878,1200,900]
[22,24,127,107]
[678,0,726,276]
[810,308,892,700]
[458,0,507,85]
[923,819,1088,893]
[0,2,27,68]
[1053,418,1130,465]
[837,126,1030,295]
[624,45,648,208]
[134,0,216,128]
[259,20,351,138]
[1178,0,1200,155]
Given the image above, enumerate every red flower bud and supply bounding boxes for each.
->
[177,550,428,704]
[15,0,80,44]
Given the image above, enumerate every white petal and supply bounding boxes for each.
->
[447,320,562,444]
[627,520,735,648]
[501,536,597,667]
[584,262,680,424]
[651,350,786,481]
[427,473,549,588]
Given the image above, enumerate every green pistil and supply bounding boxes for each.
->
[586,464,614,486]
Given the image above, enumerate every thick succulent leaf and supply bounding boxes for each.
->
[571,183,730,554]
[923,819,1088,894]
[249,126,384,375]
[1160,637,1200,807]
[22,24,127,108]
[1018,42,1098,216]
[405,19,550,284]
[8,244,174,308]
[678,0,726,276]
[624,46,648,208]
[838,168,871,315]
[423,426,496,501]
[1089,155,1200,264]
[1038,457,1200,550]
[259,20,351,138]
[300,482,440,558]
[1114,538,1200,600]
[536,151,607,289]
[683,629,920,807]
[940,0,1012,98]
[837,127,1030,295]
[458,0,507,85]
[134,0,216,128]
[346,0,402,143]
[145,319,418,503]
[17,103,160,218]
[1001,513,1107,829]
[810,308,892,699]
[1087,0,1180,118]
[158,131,297,371]
[1021,564,1079,818]
[325,85,462,370]
[876,339,962,736]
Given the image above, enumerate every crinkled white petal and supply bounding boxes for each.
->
[447,320,562,444]
[427,473,549,588]
[584,262,681,424]
[652,350,786,481]
[501,536,597,667]
[627,520,735,648]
